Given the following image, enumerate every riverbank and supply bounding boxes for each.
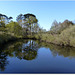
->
[0,32,17,46]
[0,29,75,48]
[32,27,75,48]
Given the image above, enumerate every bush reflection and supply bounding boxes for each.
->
[0,40,75,71]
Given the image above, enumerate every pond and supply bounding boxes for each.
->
[0,39,75,74]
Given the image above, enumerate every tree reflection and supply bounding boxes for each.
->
[39,42,75,59]
[0,50,8,71]
[4,40,39,60]
[0,40,39,71]
[1,39,75,72]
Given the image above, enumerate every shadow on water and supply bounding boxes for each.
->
[0,39,75,72]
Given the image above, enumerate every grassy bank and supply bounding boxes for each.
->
[0,29,75,48]
[0,32,17,46]
[32,25,75,47]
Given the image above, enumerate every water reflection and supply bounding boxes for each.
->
[4,40,39,60]
[0,50,8,71]
[0,39,75,72]
[38,41,75,59]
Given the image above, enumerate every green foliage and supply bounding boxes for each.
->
[50,20,74,34]
[32,24,75,47]
[0,27,6,32]
[59,25,75,47]
[16,13,39,36]
[0,33,16,45]
[6,21,22,36]
[0,13,75,48]
[0,21,5,27]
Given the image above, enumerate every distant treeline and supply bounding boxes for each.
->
[0,13,75,47]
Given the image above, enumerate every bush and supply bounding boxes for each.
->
[59,25,75,47]
[6,21,22,36]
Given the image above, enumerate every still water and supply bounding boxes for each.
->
[0,39,75,73]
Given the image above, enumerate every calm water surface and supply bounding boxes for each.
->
[0,39,75,73]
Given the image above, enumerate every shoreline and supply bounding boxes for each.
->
[0,34,75,48]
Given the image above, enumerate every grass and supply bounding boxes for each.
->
[32,26,75,47]
[0,32,17,45]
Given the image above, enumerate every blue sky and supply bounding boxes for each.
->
[0,1,75,30]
